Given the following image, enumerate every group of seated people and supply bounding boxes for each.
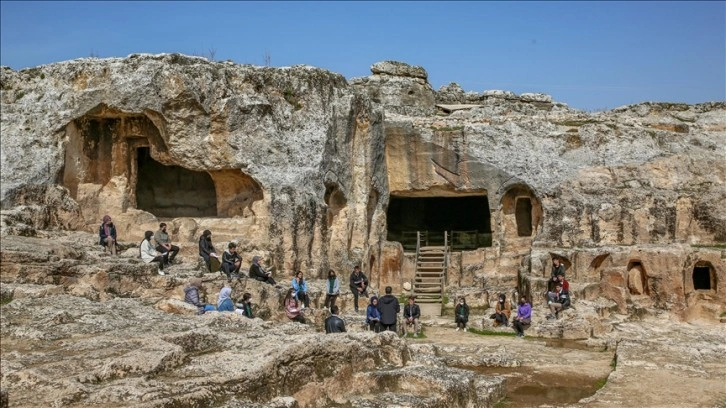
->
[183,277,255,317]
[546,258,571,319]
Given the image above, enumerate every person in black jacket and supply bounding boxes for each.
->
[198,230,218,272]
[546,283,571,320]
[455,297,470,332]
[377,286,400,333]
[98,215,117,256]
[349,265,369,312]
[249,256,277,285]
[403,296,421,336]
[221,242,242,280]
[324,305,347,333]
[548,258,566,292]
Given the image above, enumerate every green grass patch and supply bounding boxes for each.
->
[719,311,726,317]
[469,327,517,337]
[401,331,427,339]
[493,397,513,408]
[610,355,617,370]
[594,377,608,390]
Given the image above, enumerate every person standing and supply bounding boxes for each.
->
[154,222,179,264]
[98,215,117,256]
[324,269,340,311]
[377,286,400,333]
[324,305,347,333]
[513,296,532,338]
[140,230,168,274]
[455,297,470,332]
[292,271,310,309]
[349,265,369,313]
[403,296,421,337]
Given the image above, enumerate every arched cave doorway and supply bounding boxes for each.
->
[692,262,716,291]
[136,147,217,217]
[627,260,649,295]
[501,185,542,239]
[515,197,533,237]
[386,195,491,251]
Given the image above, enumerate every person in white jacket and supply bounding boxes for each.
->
[140,230,168,275]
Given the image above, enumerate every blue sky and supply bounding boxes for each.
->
[1,1,724,111]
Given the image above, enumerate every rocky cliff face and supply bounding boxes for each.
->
[1,55,724,316]
[1,54,386,276]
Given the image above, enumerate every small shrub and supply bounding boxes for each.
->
[469,327,516,337]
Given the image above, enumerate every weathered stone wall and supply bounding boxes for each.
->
[1,54,387,278]
[1,56,725,318]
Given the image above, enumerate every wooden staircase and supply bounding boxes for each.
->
[412,232,448,316]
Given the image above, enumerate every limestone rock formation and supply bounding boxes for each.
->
[1,55,726,407]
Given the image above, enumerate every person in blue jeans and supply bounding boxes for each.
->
[366,296,382,333]
[292,271,310,308]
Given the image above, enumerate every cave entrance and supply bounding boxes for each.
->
[515,197,533,237]
[135,147,217,217]
[386,195,491,251]
[692,263,714,291]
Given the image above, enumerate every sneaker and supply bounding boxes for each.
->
[158,270,165,276]
[456,327,460,332]
[464,327,468,332]
[413,333,419,337]
[546,315,555,320]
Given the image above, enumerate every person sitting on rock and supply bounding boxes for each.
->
[198,230,218,272]
[217,286,235,312]
[491,293,511,327]
[325,305,347,334]
[366,296,382,333]
[558,274,570,293]
[237,292,254,318]
[221,242,243,280]
[512,296,532,338]
[455,297,470,332]
[547,283,571,320]
[184,278,216,315]
[249,256,277,285]
[98,215,117,256]
[403,296,421,337]
[324,269,341,311]
[549,258,566,291]
[291,271,310,309]
[349,265,369,313]
[283,288,305,324]
[154,222,179,264]
[140,230,168,275]
[377,286,400,333]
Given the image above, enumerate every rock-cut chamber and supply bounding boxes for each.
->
[386,195,492,251]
